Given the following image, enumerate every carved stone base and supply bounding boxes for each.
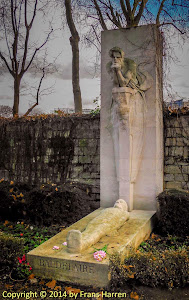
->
[27,209,156,287]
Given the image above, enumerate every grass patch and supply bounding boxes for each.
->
[0,220,61,255]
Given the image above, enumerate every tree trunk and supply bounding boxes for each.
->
[13,76,21,117]
[65,0,82,113]
[70,36,82,113]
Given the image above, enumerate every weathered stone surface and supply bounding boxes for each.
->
[165,181,182,189]
[164,165,181,174]
[174,147,183,157]
[183,147,188,159]
[0,115,100,201]
[101,25,163,211]
[164,174,174,182]
[174,174,188,182]
[27,209,156,288]
[164,114,189,192]
[176,138,185,146]
[182,165,189,174]
[164,157,174,165]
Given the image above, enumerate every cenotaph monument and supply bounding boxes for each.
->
[101,25,163,211]
[27,25,163,287]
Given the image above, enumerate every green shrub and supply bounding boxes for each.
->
[110,248,189,289]
[0,231,24,267]
[157,189,189,236]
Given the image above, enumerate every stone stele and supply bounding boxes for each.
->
[100,24,163,211]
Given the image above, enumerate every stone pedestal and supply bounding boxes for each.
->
[111,87,135,210]
[27,209,156,287]
[100,25,163,211]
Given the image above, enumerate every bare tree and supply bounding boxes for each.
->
[64,0,82,113]
[79,0,189,31]
[0,0,53,117]
[77,0,188,101]
[77,0,189,53]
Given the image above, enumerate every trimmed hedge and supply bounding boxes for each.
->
[0,180,93,226]
[157,189,189,236]
[110,248,189,289]
[0,231,24,267]
[27,182,92,226]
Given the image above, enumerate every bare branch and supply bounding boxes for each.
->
[158,22,186,35]
[133,0,141,15]
[18,0,24,32]
[11,0,16,34]
[29,0,38,29]
[92,24,101,45]
[86,37,101,53]
[92,0,107,30]
[36,67,45,105]
[120,0,129,23]
[134,0,148,26]
[23,102,38,117]
[125,0,132,17]
[24,0,28,27]
[108,0,122,28]
[23,66,45,117]
[2,7,12,61]
[0,51,14,76]
[156,0,167,25]
[22,28,53,75]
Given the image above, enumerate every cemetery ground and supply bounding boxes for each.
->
[0,181,189,299]
[0,217,189,299]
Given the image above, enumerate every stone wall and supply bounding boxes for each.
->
[0,115,100,201]
[0,112,188,204]
[164,114,189,190]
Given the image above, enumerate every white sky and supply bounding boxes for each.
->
[0,4,188,115]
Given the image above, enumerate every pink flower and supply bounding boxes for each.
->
[62,242,67,246]
[93,250,106,262]
[17,257,22,264]
[29,267,32,271]
[53,245,60,250]
[22,255,26,262]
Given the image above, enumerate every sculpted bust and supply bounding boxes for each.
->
[66,199,129,253]
[107,46,151,92]
[107,46,138,89]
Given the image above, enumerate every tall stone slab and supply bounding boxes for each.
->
[100,25,163,211]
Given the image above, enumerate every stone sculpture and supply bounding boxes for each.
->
[66,199,129,253]
[107,47,152,185]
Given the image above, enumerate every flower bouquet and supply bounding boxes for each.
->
[93,244,108,262]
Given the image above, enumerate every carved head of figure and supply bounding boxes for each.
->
[114,199,128,211]
[109,47,125,69]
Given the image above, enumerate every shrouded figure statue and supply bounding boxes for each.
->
[66,199,129,253]
[107,47,152,185]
